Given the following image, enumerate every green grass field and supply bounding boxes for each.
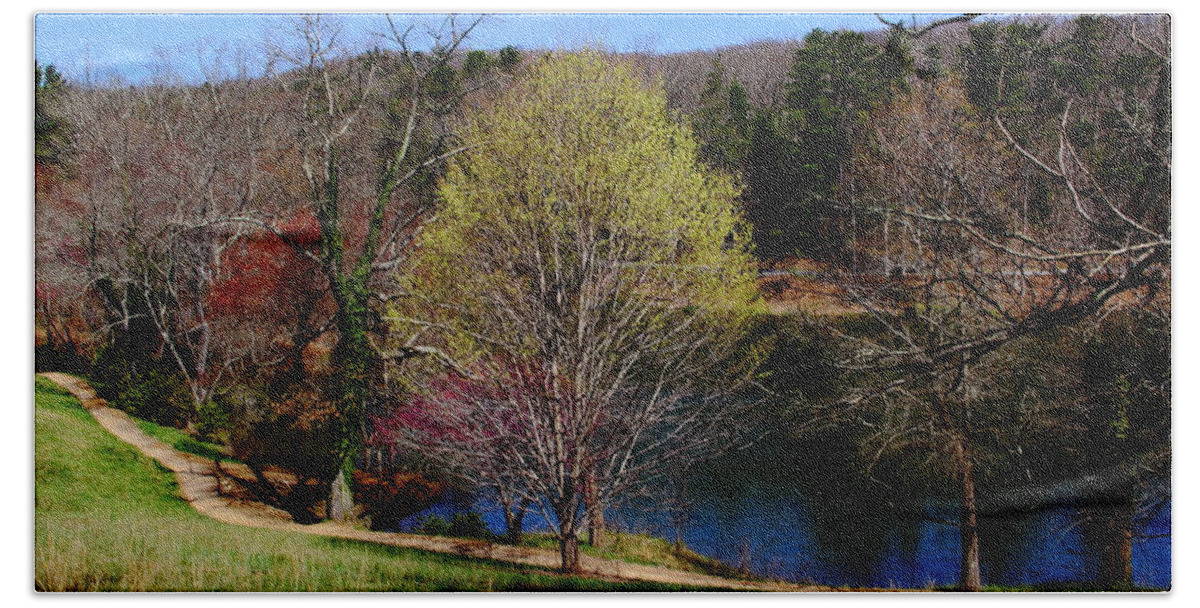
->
[34,376,717,592]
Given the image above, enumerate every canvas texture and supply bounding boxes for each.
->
[33,12,1170,592]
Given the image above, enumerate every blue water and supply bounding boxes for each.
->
[400,486,1171,589]
[1132,503,1172,588]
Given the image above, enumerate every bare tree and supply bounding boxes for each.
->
[825,15,1169,591]
[44,64,288,418]
[262,13,500,520]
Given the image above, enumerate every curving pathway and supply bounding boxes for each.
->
[37,372,818,592]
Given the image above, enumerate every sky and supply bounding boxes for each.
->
[35,11,961,84]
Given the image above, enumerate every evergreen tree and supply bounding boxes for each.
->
[35,61,70,168]
[743,110,807,259]
[693,57,751,173]
[781,29,899,264]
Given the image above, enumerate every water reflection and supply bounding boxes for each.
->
[399,444,1170,589]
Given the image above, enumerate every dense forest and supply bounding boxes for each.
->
[34,13,1170,590]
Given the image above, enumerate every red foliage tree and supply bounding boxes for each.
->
[207,210,333,391]
[209,211,323,320]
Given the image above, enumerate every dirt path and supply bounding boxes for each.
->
[38,372,816,592]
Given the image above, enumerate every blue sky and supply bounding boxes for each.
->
[35,12,958,84]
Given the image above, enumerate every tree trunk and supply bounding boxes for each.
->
[587,510,606,548]
[325,277,373,523]
[328,462,355,522]
[955,439,983,591]
[585,472,606,548]
[737,538,753,575]
[502,499,526,545]
[554,490,583,572]
[1096,503,1134,589]
[496,486,528,545]
[559,532,581,573]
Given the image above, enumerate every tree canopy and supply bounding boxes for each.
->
[393,51,763,572]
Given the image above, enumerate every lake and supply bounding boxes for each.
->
[399,436,1171,590]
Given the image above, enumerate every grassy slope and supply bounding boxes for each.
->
[34,377,711,592]
[520,532,754,581]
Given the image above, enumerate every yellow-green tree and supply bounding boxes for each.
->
[394,52,763,572]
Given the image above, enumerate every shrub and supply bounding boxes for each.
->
[449,511,494,540]
[416,515,451,537]
[119,369,194,428]
[414,511,495,540]
[34,341,90,375]
[195,399,231,443]
[90,343,194,428]
[89,342,134,403]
